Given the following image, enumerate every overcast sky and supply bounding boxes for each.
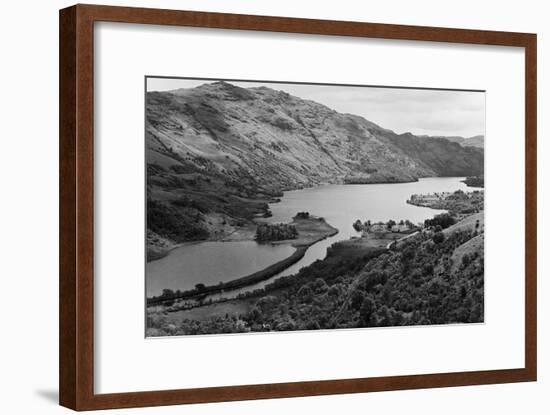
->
[147,77,485,138]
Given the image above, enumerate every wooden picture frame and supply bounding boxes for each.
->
[59,4,537,411]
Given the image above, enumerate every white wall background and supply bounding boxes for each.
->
[0,0,546,413]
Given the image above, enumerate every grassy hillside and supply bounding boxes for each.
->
[429,134,484,149]
[383,132,484,177]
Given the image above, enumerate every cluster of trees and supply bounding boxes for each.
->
[384,219,415,229]
[450,190,484,214]
[445,190,484,214]
[148,219,484,336]
[424,213,456,230]
[463,176,484,188]
[409,190,484,216]
[353,218,416,232]
[353,220,364,231]
[147,198,208,242]
[256,223,298,242]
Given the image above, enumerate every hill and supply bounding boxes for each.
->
[431,134,484,149]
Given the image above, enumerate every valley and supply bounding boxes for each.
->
[144,80,485,336]
[146,81,484,257]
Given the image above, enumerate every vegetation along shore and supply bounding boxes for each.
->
[462,176,484,188]
[147,213,337,305]
[147,191,484,335]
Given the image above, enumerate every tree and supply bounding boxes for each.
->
[353,219,364,232]
[351,290,364,311]
[378,305,393,326]
[162,289,175,298]
[432,232,445,244]
[359,297,375,326]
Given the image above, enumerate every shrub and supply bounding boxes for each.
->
[432,232,445,244]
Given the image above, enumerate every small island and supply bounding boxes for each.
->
[256,223,298,242]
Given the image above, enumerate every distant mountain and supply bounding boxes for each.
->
[426,134,484,149]
[383,133,484,177]
[145,81,484,246]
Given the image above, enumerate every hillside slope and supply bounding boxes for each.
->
[147,82,437,188]
[383,133,484,177]
[434,134,484,149]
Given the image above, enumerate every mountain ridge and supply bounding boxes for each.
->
[147,81,483,186]
[419,134,484,149]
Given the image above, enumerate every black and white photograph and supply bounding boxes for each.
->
[1,1,544,413]
[145,77,485,337]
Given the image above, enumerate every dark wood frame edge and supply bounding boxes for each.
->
[59,4,537,411]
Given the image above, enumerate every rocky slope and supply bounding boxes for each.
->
[147,81,438,188]
[146,81,484,247]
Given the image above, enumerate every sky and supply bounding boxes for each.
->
[147,77,485,138]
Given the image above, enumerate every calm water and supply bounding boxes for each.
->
[147,177,472,298]
[146,241,294,297]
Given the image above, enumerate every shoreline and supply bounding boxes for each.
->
[147,176,468,262]
[147,247,309,306]
[147,177,473,301]
[148,210,485,335]
[147,224,258,263]
[147,217,338,305]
